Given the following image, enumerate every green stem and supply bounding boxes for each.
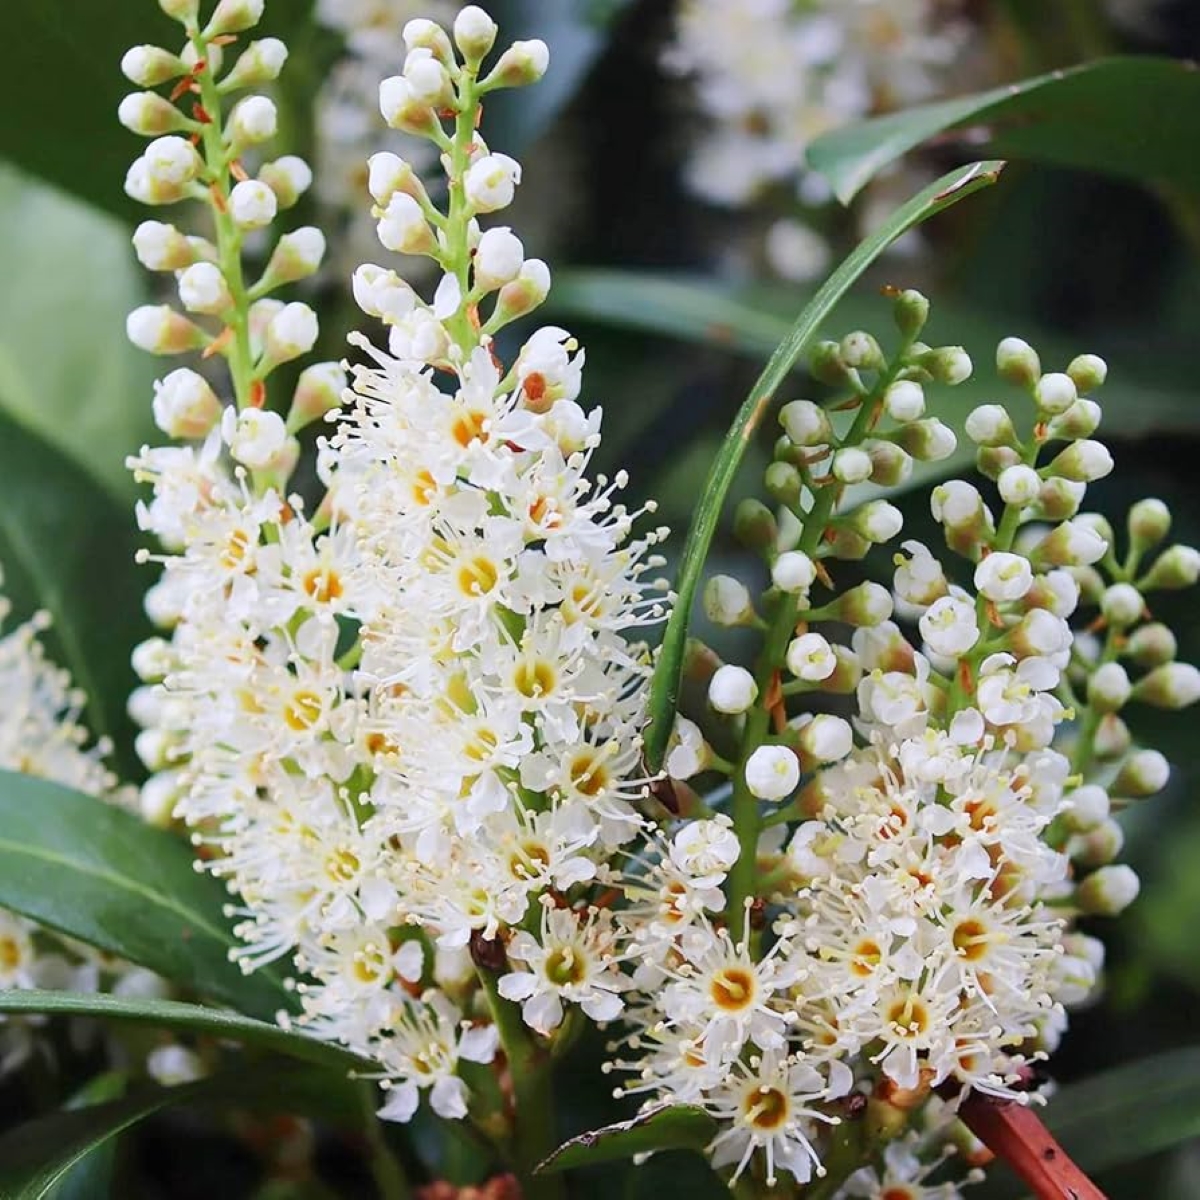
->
[357,1081,411,1200]
[443,65,480,356]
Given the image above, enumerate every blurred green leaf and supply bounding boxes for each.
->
[976,1047,1200,1198]
[807,57,1200,205]
[538,1105,716,1174]
[0,991,365,1073]
[0,412,150,773]
[639,160,1005,770]
[621,1151,731,1200]
[0,164,157,499]
[0,771,294,1020]
[44,1073,128,1200]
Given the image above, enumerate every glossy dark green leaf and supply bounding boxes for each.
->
[807,57,1200,205]
[0,991,365,1073]
[44,1073,128,1200]
[537,1104,717,1174]
[975,1047,1200,1199]
[0,771,293,1020]
[637,160,1005,770]
[0,413,151,776]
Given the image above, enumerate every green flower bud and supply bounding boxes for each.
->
[1139,544,1200,591]
[1088,662,1131,714]
[1112,748,1170,797]
[809,340,856,388]
[118,92,192,137]
[1069,818,1124,869]
[1127,498,1171,550]
[892,289,929,339]
[917,346,972,385]
[258,157,312,209]
[202,0,264,39]
[1099,583,1144,628]
[964,403,1018,448]
[1045,439,1113,483]
[1046,397,1102,441]
[996,336,1041,388]
[1094,713,1131,760]
[1132,662,1200,709]
[864,439,912,488]
[764,461,802,508]
[1126,622,1177,669]
[825,528,871,561]
[287,362,346,432]
[159,0,200,23]
[734,498,777,555]
[1067,564,1105,605]
[891,418,957,462]
[1068,353,1108,393]
[218,37,289,92]
[822,645,864,694]
[832,581,893,627]
[1032,477,1086,522]
[1076,864,1140,916]
[703,575,757,627]
[976,446,1021,481]
[840,331,884,371]
[121,45,187,87]
[1062,784,1110,833]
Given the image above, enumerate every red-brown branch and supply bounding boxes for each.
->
[958,1092,1108,1200]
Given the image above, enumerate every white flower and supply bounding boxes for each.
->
[785,632,835,682]
[222,407,288,470]
[919,594,979,658]
[464,153,521,212]
[744,746,799,802]
[671,818,740,886]
[974,552,1034,602]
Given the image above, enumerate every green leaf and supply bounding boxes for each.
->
[0,991,366,1074]
[0,163,157,499]
[638,160,1005,770]
[537,1105,717,1174]
[976,1047,1200,1199]
[0,1062,359,1200]
[806,57,1200,205]
[0,412,151,776]
[0,771,294,1020]
[44,1073,128,1200]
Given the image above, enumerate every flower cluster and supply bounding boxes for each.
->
[664,0,974,280]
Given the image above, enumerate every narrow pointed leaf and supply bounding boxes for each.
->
[45,1073,128,1200]
[807,57,1200,205]
[640,160,1004,769]
[0,991,366,1073]
[537,1105,717,1174]
[0,771,294,1019]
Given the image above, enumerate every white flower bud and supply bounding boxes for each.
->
[744,746,799,802]
[1011,608,1071,659]
[403,18,455,62]
[974,551,1033,602]
[1127,498,1171,548]
[289,361,347,430]
[229,95,277,144]
[796,714,853,763]
[771,550,816,595]
[831,446,872,484]
[378,76,439,137]
[261,226,326,286]
[893,541,947,606]
[131,638,174,683]
[853,500,903,544]
[1047,397,1102,440]
[229,179,278,229]
[922,346,972,384]
[485,39,551,88]
[834,581,893,627]
[143,135,202,186]
[703,575,755,626]
[126,305,204,354]
[202,0,264,38]
[1094,713,1131,759]
[259,156,312,208]
[708,664,758,714]
[377,192,436,255]
[786,632,836,682]
[1088,661,1131,713]
[840,331,884,371]
[147,1044,205,1086]
[474,226,525,289]
[864,440,912,487]
[1068,353,1107,392]
[1046,439,1114,483]
[152,367,222,438]
[919,594,979,657]
[122,45,186,87]
[1132,662,1200,709]
[665,716,709,781]
[454,6,498,60]
[367,152,418,206]
[893,418,957,462]
[882,380,924,422]
[1077,864,1140,916]
[118,91,189,136]
[404,48,453,106]
[778,400,831,447]
[931,480,985,529]
[1113,749,1170,797]
[1070,819,1125,869]
[671,817,739,879]
[1099,583,1143,628]
[464,153,522,212]
[1064,784,1110,833]
[491,259,550,323]
[222,405,289,470]
[1034,372,1078,415]
[264,302,319,364]
[180,41,221,75]
[132,220,196,271]
[1033,519,1108,567]
[996,337,1041,387]
[1140,544,1200,590]
[219,37,288,90]
[1126,622,1177,668]
[158,0,199,22]
[177,262,232,314]
[997,464,1041,506]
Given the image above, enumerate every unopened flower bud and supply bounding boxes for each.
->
[1132,662,1200,709]
[1092,713,1130,760]
[379,76,440,138]
[202,0,264,39]
[1125,498,1170,551]
[403,17,454,61]
[142,135,202,186]
[464,153,522,212]
[219,38,288,92]
[1126,622,1177,669]
[744,745,799,802]
[229,95,277,146]
[762,461,800,508]
[1112,748,1170,797]
[126,305,205,354]
[823,645,864,694]
[786,632,836,682]
[708,664,757,715]
[151,367,222,437]
[119,91,190,136]
[377,192,436,255]
[178,262,232,314]
[1070,819,1125,869]
[288,361,347,431]
[734,499,777,554]
[996,337,1040,388]
[892,289,929,338]
[703,575,755,627]
[770,551,816,596]
[403,48,453,107]
[976,445,1021,481]
[997,464,1041,506]
[1099,583,1143,628]
[260,226,326,288]
[1032,519,1108,568]
[778,400,831,447]
[222,404,288,470]
[833,581,892,627]
[259,156,312,208]
[1034,372,1078,416]
[892,418,957,462]
[1088,661,1131,713]
[1047,397,1102,441]
[229,179,278,229]
[826,528,870,561]
[122,45,186,86]
[966,401,1020,446]
[832,446,872,484]
[132,220,197,271]
[974,551,1033,602]
[931,480,985,529]
[485,39,551,89]
[664,716,710,782]
[263,301,319,366]
[1046,439,1114,483]
[474,226,525,289]
[454,5,499,61]
[158,0,199,24]
[1068,353,1107,393]
[883,380,924,422]
[863,439,912,487]
[1064,784,1110,833]
[808,340,855,388]
[919,346,972,385]
[840,331,884,371]
[1033,476,1086,522]
[1025,567,1080,618]
[852,500,903,544]
[492,259,551,323]
[796,713,853,764]
[1140,543,1200,591]
[1077,864,1140,916]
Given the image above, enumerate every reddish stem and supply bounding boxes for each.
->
[958,1092,1108,1200]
